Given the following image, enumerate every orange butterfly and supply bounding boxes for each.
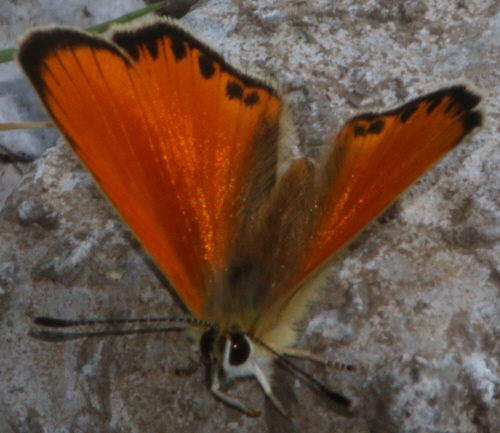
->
[18,18,482,416]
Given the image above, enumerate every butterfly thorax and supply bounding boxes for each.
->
[201,271,264,334]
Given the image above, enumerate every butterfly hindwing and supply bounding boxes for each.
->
[246,86,483,343]
[18,20,283,318]
[294,86,483,289]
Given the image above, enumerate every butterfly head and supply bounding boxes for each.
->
[196,325,281,416]
[201,327,246,366]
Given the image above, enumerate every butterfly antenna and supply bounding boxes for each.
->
[281,348,356,372]
[252,337,353,408]
[33,316,212,329]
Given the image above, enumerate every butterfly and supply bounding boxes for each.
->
[18,17,482,417]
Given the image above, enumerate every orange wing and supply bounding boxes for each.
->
[18,20,282,318]
[294,86,482,288]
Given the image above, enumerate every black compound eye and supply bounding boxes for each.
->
[200,328,217,359]
[228,331,250,366]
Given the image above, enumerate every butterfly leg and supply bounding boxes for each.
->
[252,363,290,417]
[282,348,356,371]
[210,364,290,417]
[210,376,261,418]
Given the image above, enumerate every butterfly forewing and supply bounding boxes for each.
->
[111,23,282,270]
[18,21,282,318]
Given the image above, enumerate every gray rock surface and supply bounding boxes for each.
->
[1,0,499,432]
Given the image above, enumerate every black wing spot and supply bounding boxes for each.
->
[367,119,385,134]
[120,42,139,61]
[353,124,367,137]
[226,81,243,100]
[399,101,419,123]
[113,32,157,61]
[348,85,482,137]
[244,92,259,107]
[198,53,215,79]
[446,86,482,114]
[426,93,444,115]
[170,36,186,61]
[111,20,278,97]
[461,111,483,133]
[145,39,159,60]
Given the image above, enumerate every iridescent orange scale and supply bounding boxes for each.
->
[20,23,281,317]
[112,28,281,271]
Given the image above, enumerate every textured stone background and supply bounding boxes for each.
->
[1,0,499,432]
